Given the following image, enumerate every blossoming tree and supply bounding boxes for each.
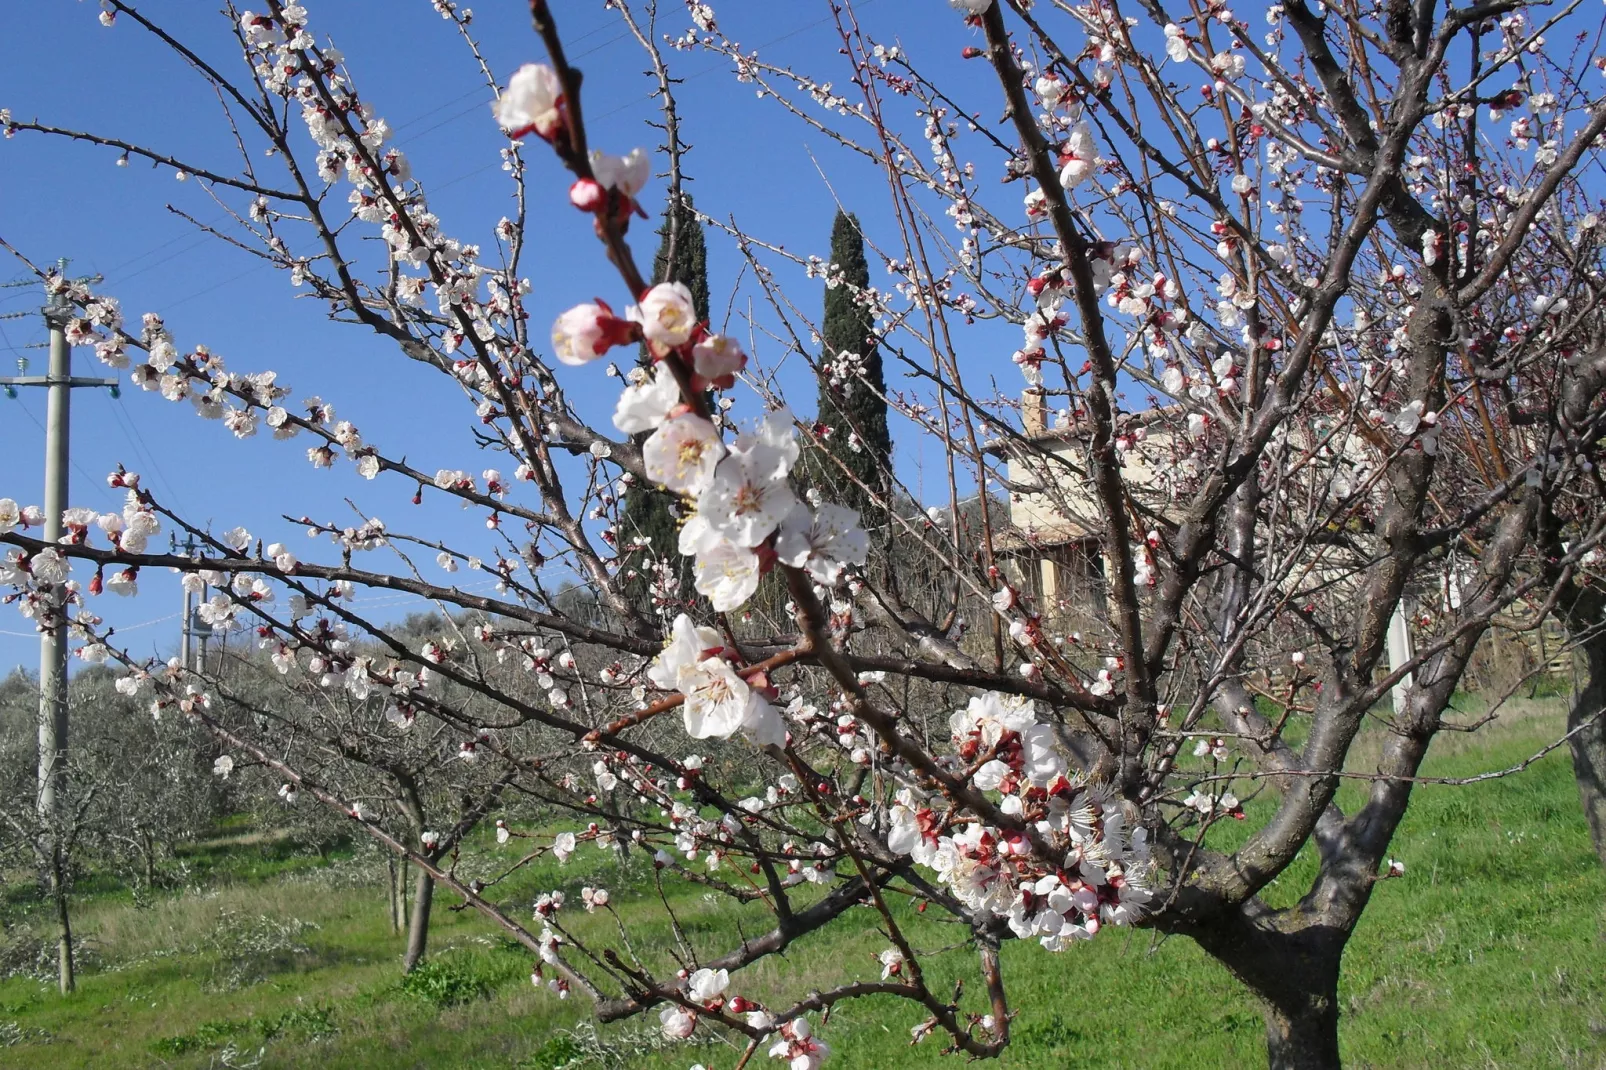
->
[3,1,1606,1068]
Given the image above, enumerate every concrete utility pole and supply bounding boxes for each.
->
[37,312,73,845]
[0,272,118,996]
[1387,600,1417,716]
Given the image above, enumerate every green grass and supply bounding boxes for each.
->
[0,704,1602,1068]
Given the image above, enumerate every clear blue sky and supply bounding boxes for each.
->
[0,1,1018,673]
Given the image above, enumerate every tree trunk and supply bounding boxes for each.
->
[402,866,434,973]
[48,849,74,995]
[1569,637,1606,867]
[386,857,398,932]
[1260,986,1341,1070]
[1189,908,1343,1070]
[389,856,409,933]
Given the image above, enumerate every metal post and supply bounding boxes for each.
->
[174,533,196,671]
[181,585,194,671]
[198,606,211,675]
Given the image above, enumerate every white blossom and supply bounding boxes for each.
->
[774,503,868,585]
[630,282,699,350]
[643,414,724,494]
[496,64,564,139]
[613,363,681,434]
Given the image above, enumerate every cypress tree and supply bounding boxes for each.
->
[620,194,708,612]
[648,193,710,328]
[813,211,891,535]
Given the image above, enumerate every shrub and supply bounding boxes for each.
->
[398,958,492,1008]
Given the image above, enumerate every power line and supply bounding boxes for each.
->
[105,397,189,516]
[114,612,179,632]
[62,12,694,292]
[0,612,178,640]
[394,28,636,148]
[101,224,221,279]
[588,5,878,125]
[112,232,219,285]
[164,264,267,310]
[5,387,118,506]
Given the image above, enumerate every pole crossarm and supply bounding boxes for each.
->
[0,376,120,388]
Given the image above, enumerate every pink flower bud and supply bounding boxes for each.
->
[551,299,636,366]
[569,178,605,211]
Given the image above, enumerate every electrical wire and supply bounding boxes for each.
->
[105,396,189,516]
[587,3,880,125]
[68,5,819,290]
[0,612,177,639]
[4,393,120,505]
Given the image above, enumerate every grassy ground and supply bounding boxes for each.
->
[0,702,1602,1069]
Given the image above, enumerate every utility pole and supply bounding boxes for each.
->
[170,533,212,672]
[1387,600,1417,716]
[0,266,118,996]
[181,581,191,670]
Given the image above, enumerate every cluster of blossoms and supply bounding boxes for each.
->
[821,347,869,394]
[649,614,784,747]
[571,758,833,886]
[533,885,838,1064]
[0,480,161,621]
[238,1,536,377]
[500,0,877,612]
[658,967,830,1069]
[544,209,869,611]
[0,537,69,623]
[486,27,1160,1053]
[31,11,471,490]
[591,285,868,609]
[886,692,1154,949]
[1182,786,1242,817]
[240,5,420,256]
[0,500,46,538]
[1012,248,1138,385]
[917,106,982,264]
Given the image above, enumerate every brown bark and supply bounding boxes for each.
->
[387,856,408,933]
[1553,352,1606,867]
[1190,908,1343,1070]
[1568,637,1606,866]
